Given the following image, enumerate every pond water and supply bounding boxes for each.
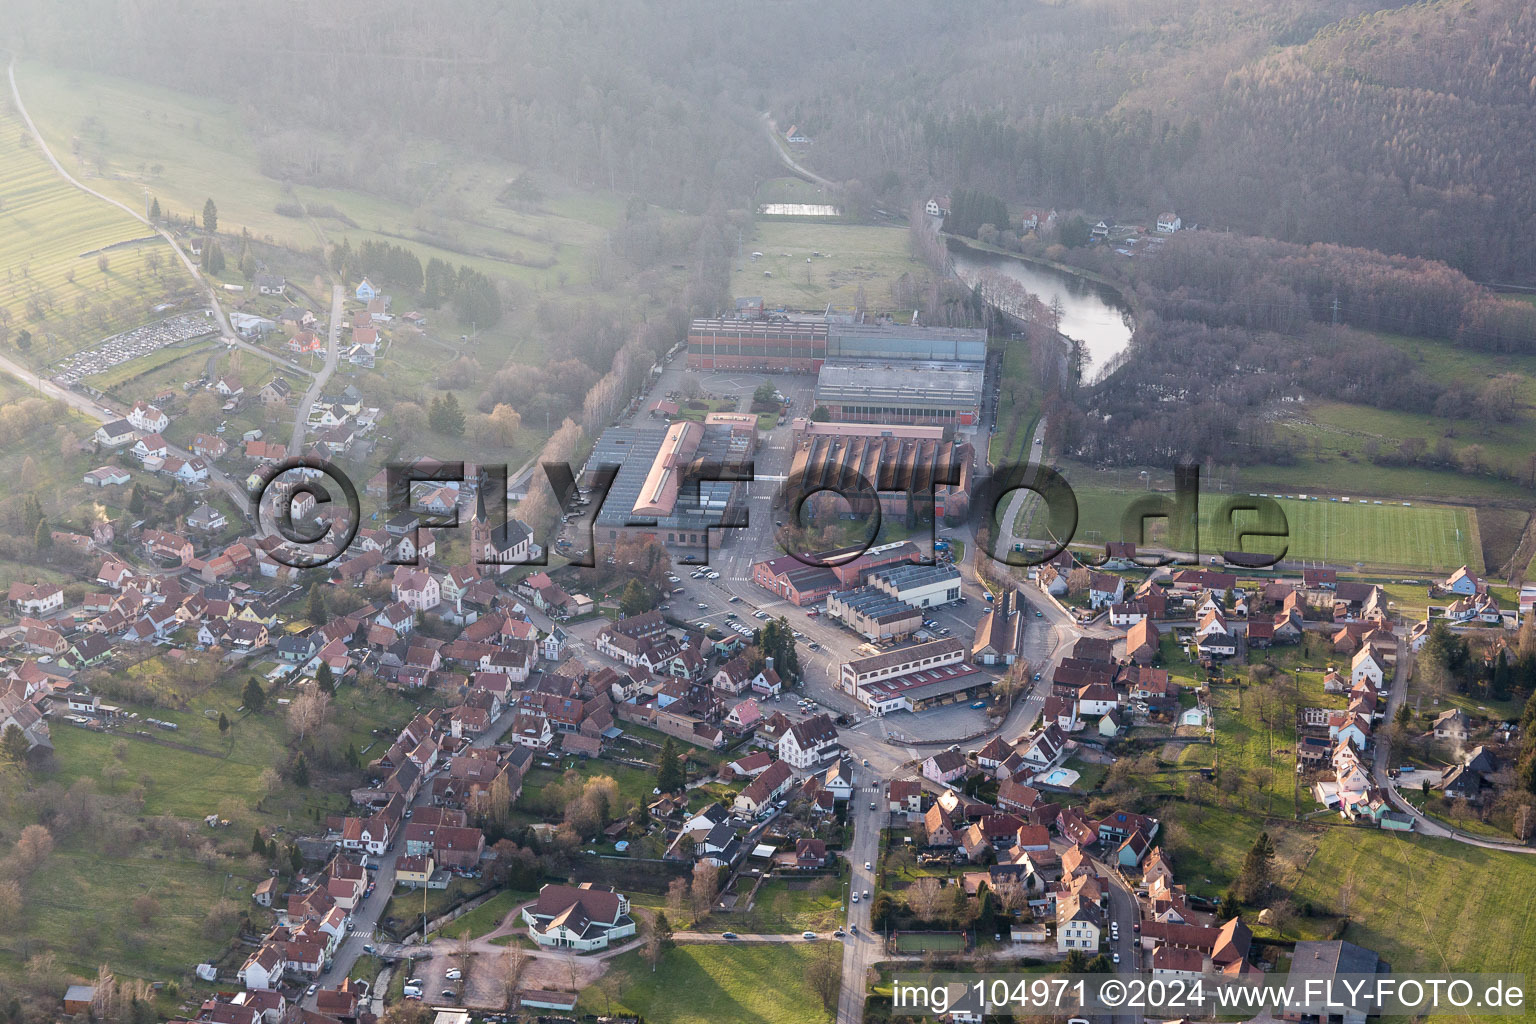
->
[949,241,1135,381]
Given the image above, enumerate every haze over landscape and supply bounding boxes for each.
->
[0,3,1535,1023]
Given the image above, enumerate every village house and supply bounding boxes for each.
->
[521,883,635,952]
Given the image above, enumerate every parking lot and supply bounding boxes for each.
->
[53,310,219,385]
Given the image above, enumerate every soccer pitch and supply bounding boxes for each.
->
[1049,488,1482,573]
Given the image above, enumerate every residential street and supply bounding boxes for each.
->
[290,284,345,456]
[1371,634,1535,854]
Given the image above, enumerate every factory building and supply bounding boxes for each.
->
[866,563,963,608]
[585,422,748,556]
[813,362,983,426]
[826,587,924,641]
[786,420,974,521]
[685,314,985,373]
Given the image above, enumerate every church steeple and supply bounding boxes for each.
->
[474,467,489,525]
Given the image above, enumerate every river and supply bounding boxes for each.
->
[948,240,1134,381]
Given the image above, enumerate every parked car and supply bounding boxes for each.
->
[445,969,462,980]
[802,931,817,940]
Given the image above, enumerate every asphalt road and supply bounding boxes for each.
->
[290,285,345,456]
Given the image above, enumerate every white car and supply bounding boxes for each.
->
[707,572,721,579]
[865,861,872,870]
[851,892,860,903]
[445,969,462,981]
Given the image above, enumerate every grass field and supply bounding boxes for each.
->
[730,221,923,310]
[1280,399,1536,486]
[989,341,1039,469]
[15,60,690,461]
[579,944,839,1024]
[435,889,535,940]
[1045,474,1482,572]
[694,878,845,934]
[1292,830,1536,1012]
[0,103,196,363]
[4,671,418,981]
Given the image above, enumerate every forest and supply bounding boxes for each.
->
[1055,229,1536,475]
[8,0,1535,284]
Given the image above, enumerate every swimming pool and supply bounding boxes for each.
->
[1039,767,1080,788]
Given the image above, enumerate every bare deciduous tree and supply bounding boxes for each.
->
[806,940,841,1019]
[499,946,530,1009]
[690,861,719,921]
[906,876,945,922]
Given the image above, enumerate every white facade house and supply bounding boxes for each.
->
[1156,212,1182,233]
[1056,893,1102,952]
[127,402,170,433]
[779,714,840,769]
[522,884,635,952]
[1351,648,1386,690]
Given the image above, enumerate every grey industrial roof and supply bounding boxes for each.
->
[589,426,743,531]
[829,587,921,623]
[815,361,983,408]
[870,563,962,592]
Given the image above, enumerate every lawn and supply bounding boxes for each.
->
[578,944,839,1024]
[384,877,480,934]
[1284,399,1536,491]
[435,889,536,940]
[694,877,845,934]
[1039,471,1482,572]
[516,758,660,814]
[3,669,418,984]
[729,221,923,311]
[20,840,264,980]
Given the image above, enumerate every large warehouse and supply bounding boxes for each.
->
[825,323,986,363]
[585,422,748,556]
[686,316,986,372]
[751,540,923,605]
[813,362,984,426]
[867,563,963,608]
[839,637,991,714]
[826,587,923,641]
[685,318,828,371]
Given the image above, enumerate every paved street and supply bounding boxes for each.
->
[290,284,345,456]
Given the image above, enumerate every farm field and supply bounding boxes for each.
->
[730,220,923,310]
[578,944,839,1024]
[15,63,617,291]
[1042,474,1483,572]
[0,104,196,364]
[1292,831,1536,1011]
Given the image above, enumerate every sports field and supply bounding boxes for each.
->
[892,931,967,952]
[0,106,192,361]
[1043,484,1482,572]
